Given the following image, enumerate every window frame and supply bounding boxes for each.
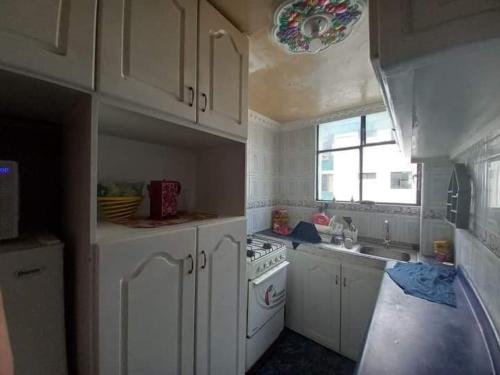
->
[316,114,421,205]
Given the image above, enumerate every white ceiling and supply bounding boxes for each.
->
[210,0,383,123]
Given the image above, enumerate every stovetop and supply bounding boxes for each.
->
[246,236,285,262]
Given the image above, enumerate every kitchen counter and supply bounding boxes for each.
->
[356,263,500,375]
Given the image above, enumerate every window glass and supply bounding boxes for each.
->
[318,117,360,150]
[365,112,394,144]
[362,144,417,204]
[317,149,359,201]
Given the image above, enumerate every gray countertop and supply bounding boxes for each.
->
[356,263,500,375]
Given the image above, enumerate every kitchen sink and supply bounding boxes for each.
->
[359,246,411,262]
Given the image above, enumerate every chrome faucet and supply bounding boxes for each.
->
[383,220,391,248]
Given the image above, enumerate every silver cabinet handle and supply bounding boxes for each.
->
[343,277,347,288]
[188,87,194,107]
[201,93,207,112]
[335,275,339,285]
[201,251,207,269]
[187,254,194,274]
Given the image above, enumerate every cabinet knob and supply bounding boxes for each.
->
[188,87,194,107]
[201,93,208,112]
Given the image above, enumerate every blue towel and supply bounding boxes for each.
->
[386,262,457,307]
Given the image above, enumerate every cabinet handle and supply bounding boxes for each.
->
[201,93,207,112]
[201,251,207,269]
[343,277,347,288]
[187,254,194,274]
[188,87,194,107]
[335,275,339,285]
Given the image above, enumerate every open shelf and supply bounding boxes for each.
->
[445,163,471,229]
[95,103,246,239]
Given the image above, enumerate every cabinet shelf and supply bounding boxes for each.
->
[445,164,471,229]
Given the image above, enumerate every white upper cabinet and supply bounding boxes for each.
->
[0,0,96,89]
[370,0,500,160]
[340,264,383,361]
[196,217,246,375]
[96,228,196,375]
[198,0,249,139]
[98,0,198,122]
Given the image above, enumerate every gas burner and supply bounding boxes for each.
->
[246,236,286,262]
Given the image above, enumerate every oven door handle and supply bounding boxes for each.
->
[252,261,289,286]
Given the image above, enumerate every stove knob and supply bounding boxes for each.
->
[280,254,285,259]
[257,266,261,273]
[274,257,278,262]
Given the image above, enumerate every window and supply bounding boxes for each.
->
[316,112,420,204]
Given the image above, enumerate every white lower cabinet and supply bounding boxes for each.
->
[285,249,383,361]
[196,218,247,375]
[302,253,341,352]
[340,264,384,361]
[96,217,246,375]
[97,227,197,375]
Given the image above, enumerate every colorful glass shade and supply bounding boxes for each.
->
[272,0,364,54]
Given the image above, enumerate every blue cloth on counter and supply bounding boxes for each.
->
[386,262,457,307]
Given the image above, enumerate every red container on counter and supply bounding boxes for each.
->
[148,180,181,219]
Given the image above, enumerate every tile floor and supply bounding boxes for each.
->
[247,328,356,375]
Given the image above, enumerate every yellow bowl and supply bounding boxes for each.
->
[97,196,142,223]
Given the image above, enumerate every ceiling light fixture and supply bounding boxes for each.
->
[272,0,364,54]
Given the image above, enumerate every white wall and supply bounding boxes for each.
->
[246,111,280,233]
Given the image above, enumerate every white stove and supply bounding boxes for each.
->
[246,236,287,279]
[245,235,288,370]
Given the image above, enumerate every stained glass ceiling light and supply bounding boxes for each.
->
[272,0,364,54]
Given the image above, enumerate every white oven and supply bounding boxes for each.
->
[247,261,289,337]
[245,235,288,370]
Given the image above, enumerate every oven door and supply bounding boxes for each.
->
[247,261,289,338]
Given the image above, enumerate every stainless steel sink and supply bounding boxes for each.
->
[359,246,411,262]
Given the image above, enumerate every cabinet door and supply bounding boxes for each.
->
[196,218,246,375]
[198,0,248,138]
[302,253,341,352]
[284,249,304,334]
[97,228,196,375]
[341,264,383,361]
[0,0,96,89]
[98,0,197,122]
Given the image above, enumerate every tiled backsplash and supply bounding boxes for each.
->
[455,128,500,256]
[453,123,500,335]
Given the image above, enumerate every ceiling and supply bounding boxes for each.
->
[209,0,383,123]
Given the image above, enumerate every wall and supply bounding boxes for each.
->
[453,126,500,334]
[246,108,421,245]
[277,124,420,245]
[246,111,280,233]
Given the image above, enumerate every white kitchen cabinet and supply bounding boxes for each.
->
[340,264,383,361]
[0,0,96,89]
[302,253,341,352]
[98,0,198,122]
[370,0,500,160]
[198,0,249,138]
[196,217,246,375]
[285,249,383,360]
[96,228,197,375]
